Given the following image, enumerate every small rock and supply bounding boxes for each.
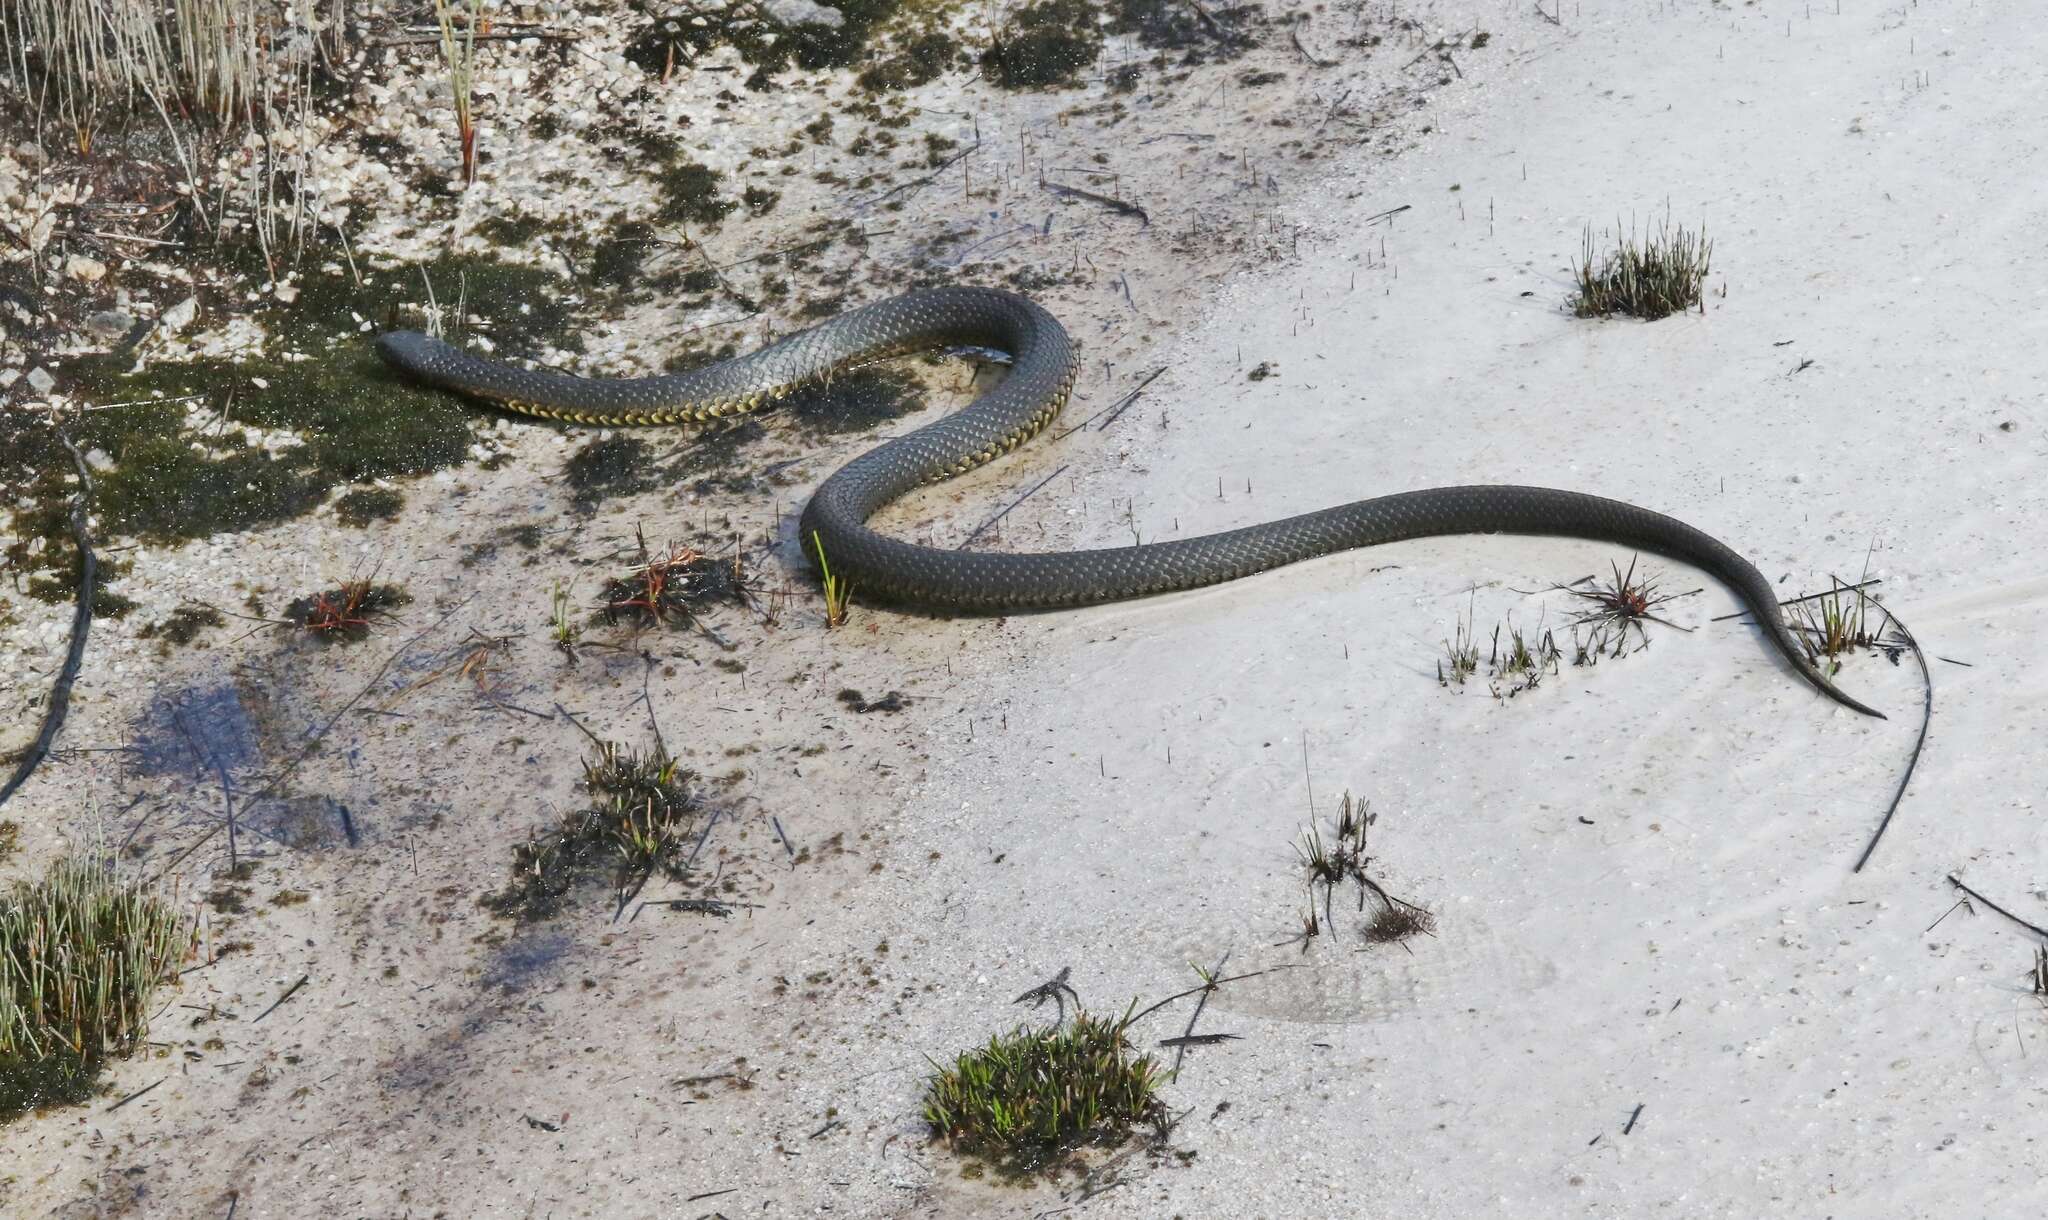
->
[760,0,843,27]
[26,366,54,394]
[84,448,113,471]
[160,296,198,334]
[64,254,107,283]
[274,283,299,304]
[86,309,135,340]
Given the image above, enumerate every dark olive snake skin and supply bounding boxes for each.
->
[375,286,1881,718]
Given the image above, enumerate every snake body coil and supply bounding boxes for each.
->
[376,286,1881,718]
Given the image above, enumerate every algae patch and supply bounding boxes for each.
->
[1,255,576,602]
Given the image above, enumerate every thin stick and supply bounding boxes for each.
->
[1710,578,1881,622]
[252,974,310,1023]
[1050,367,1167,440]
[0,429,95,809]
[1170,953,1229,1077]
[1947,876,2048,941]
[105,1075,169,1112]
[958,465,1069,549]
[1042,182,1148,228]
[1851,593,1930,873]
[1128,967,1290,1025]
[1094,367,1169,432]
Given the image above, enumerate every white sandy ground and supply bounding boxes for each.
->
[4,0,2047,1216]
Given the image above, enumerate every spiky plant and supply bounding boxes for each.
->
[2,855,192,1121]
[1572,219,1713,321]
[922,1004,1165,1165]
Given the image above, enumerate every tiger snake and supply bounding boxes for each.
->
[376,285,1881,719]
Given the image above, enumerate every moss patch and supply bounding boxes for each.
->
[335,487,404,527]
[0,254,578,604]
[624,0,910,86]
[858,30,960,91]
[983,0,1104,90]
[564,435,660,509]
[136,604,226,649]
[655,163,738,229]
[785,366,927,434]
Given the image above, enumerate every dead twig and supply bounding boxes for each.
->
[252,974,310,1023]
[1850,591,1931,873]
[1042,181,1148,228]
[1946,876,2048,942]
[958,465,1070,550]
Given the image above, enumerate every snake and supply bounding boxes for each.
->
[375,285,1881,719]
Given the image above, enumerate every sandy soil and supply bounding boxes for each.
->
[5,0,2046,1216]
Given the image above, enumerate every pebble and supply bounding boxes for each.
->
[86,309,135,340]
[64,253,106,282]
[160,296,198,334]
[26,366,54,393]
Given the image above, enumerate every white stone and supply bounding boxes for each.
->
[64,253,106,282]
[160,296,198,333]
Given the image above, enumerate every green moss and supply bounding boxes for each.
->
[655,162,737,228]
[624,0,909,85]
[564,436,658,509]
[474,213,553,247]
[786,367,927,434]
[136,604,226,648]
[1108,0,1255,56]
[335,487,404,527]
[858,30,959,91]
[0,254,578,600]
[983,0,1104,90]
[589,221,659,287]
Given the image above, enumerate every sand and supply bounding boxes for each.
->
[3,0,2045,1216]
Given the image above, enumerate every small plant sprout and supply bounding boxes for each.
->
[549,579,581,659]
[2,854,194,1121]
[434,0,485,185]
[1794,577,1878,676]
[1486,617,1561,702]
[1439,597,1479,686]
[1572,218,1714,321]
[921,1002,1166,1170]
[812,532,853,628]
[1287,791,1434,951]
[1559,556,1697,662]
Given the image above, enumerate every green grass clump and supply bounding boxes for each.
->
[1,856,192,1123]
[922,1006,1165,1167]
[1572,220,1713,321]
[486,740,701,922]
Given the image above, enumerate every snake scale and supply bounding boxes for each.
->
[376,285,1881,718]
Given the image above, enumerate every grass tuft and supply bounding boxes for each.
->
[486,739,701,922]
[922,1004,1165,1168]
[812,532,854,628]
[600,543,755,630]
[1794,577,1876,677]
[2,855,192,1123]
[1572,220,1713,321]
[1287,792,1434,951]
